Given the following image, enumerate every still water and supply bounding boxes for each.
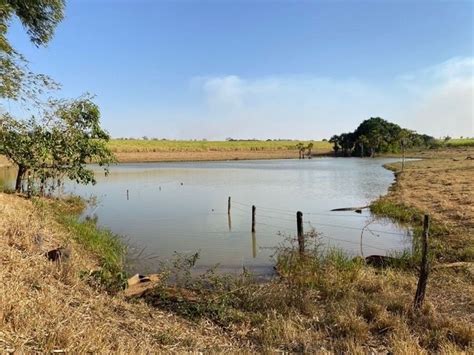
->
[0,158,412,274]
[73,158,411,273]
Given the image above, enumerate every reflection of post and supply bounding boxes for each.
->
[228,213,232,231]
[251,205,256,232]
[252,231,257,258]
[297,211,304,255]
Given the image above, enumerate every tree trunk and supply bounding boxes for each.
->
[15,165,26,192]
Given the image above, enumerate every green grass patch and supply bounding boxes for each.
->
[445,138,474,148]
[34,196,127,292]
[369,198,465,262]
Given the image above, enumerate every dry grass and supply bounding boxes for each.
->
[114,149,307,163]
[380,147,474,261]
[1,147,473,352]
[108,139,332,163]
[0,156,9,168]
[0,193,246,352]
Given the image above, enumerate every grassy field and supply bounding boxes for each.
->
[444,138,474,148]
[106,139,333,163]
[107,139,330,153]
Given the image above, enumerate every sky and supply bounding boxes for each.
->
[5,0,474,139]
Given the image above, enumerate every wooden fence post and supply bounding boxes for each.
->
[297,211,304,254]
[414,214,430,310]
[126,189,129,201]
[251,205,256,232]
[228,196,231,215]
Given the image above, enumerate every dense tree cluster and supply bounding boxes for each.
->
[329,117,435,157]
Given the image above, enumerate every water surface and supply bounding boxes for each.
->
[60,158,412,273]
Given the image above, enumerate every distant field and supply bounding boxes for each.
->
[107,140,332,153]
[444,138,474,148]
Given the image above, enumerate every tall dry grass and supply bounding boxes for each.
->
[0,193,243,352]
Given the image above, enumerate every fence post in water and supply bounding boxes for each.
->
[126,189,129,201]
[414,214,430,310]
[251,205,256,232]
[252,231,257,258]
[228,196,231,215]
[297,211,304,255]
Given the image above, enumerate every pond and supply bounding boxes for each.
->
[0,158,412,274]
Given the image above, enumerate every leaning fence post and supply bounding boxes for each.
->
[297,211,304,255]
[228,196,231,215]
[414,214,430,310]
[251,205,256,232]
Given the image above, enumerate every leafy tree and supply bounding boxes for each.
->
[339,133,355,157]
[1,0,64,102]
[357,134,368,157]
[0,97,115,193]
[296,142,305,159]
[331,117,435,158]
[398,128,411,171]
[329,135,340,156]
[306,142,314,158]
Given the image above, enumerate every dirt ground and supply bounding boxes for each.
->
[113,149,330,163]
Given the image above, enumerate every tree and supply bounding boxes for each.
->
[0,97,115,193]
[296,142,305,159]
[331,117,435,158]
[398,129,412,171]
[339,133,355,157]
[306,142,314,159]
[1,0,64,102]
[329,135,340,156]
[357,134,368,158]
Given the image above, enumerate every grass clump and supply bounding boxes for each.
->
[140,232,473,352]
[33,196,127,292]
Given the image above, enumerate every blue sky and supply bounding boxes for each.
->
[6,0,474,139]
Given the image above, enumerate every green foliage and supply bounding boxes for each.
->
[440,138,474,148]
[0,96,115,193]
[1,0,64,102]
[1,0,65,48]
[36,196,127,292]
[330,117,435,157]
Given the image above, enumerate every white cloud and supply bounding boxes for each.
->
[176,57,474,140]
[181,75,392,139]
[397,57,473,137]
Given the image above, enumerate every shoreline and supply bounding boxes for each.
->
[112,149,330,163]
[1,146,473,352]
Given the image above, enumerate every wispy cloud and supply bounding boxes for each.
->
[183,75,391,139]
[178,57,473,139]
[396,57,473,137]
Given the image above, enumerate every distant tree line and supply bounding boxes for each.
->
[329,117,435,157]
